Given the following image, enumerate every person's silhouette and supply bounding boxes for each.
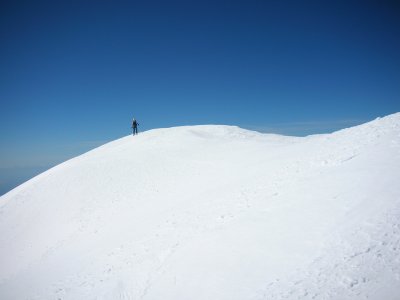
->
[132,118,139,135]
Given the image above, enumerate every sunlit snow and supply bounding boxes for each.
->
[1,113,400,299]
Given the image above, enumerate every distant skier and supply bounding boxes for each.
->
[132,118,139,135]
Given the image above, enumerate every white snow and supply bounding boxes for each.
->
[1,113,400,300]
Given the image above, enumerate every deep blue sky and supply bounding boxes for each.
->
[1,0,399,194]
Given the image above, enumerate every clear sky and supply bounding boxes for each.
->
[1,0,399,195]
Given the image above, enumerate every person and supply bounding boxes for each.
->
[132,118,139,135]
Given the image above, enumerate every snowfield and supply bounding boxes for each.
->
[1,113,400,300]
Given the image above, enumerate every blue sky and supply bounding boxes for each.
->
[1,0,399,195]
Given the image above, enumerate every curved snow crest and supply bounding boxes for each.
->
[331,112,400,136]
[2,113,399,189]
[0,124,294,202]
[0,113,400,300]
[1,113,398,201]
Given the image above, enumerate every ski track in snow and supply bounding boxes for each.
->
[0,114,400,299]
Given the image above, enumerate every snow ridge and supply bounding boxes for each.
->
[0,113,400,300]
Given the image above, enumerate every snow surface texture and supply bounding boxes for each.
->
[1,113,400,300]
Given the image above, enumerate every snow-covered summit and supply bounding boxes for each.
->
[1,113,400,300]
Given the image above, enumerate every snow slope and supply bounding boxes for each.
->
[1,113,400,300]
